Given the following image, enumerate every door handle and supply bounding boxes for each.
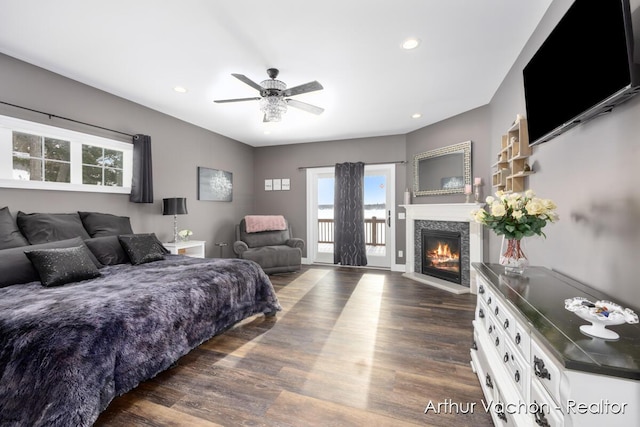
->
[387,210,391,227]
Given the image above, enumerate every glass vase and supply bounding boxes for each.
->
[499,237,529,275]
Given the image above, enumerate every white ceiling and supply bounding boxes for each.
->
[0,0,552,147]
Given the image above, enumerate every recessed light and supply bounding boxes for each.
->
[402,38,420,50]
[173,86,188,93]
[412,113,422,119]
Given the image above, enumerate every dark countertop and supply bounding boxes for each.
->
[473,263,640,380]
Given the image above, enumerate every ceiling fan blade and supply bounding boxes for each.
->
[286,99,324,115]
[214,97,261,103]
[283,81,323,97]
[231,73,264,92]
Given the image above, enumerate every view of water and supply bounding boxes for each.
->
[318,205,386,219]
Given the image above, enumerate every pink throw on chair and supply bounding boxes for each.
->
[245,215,287,233]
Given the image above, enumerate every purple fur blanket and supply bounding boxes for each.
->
[0,255,281,426]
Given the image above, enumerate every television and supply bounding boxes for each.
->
[523,0,640,146]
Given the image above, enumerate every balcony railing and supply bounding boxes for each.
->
[318,217,386,246]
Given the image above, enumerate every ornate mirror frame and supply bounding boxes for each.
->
[413,140,472,196]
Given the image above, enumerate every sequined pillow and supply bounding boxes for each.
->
[118,233,166,265]
[24,245,101,287]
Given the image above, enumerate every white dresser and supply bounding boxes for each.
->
[470,263,639,427]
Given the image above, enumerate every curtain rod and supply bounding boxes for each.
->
[0,100,135,138]
[298,160,406,170]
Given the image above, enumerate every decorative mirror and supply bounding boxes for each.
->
[413,140,471,196]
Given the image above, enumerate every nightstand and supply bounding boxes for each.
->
[163,240,206,258]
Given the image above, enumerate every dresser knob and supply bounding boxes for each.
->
[534,356,551,380]
[495,306,499,316]
[488,325,493,334]
[503,353,509,363]
[515,370,520,383]
[534,400,550,427]
[479,308,484,318]
[479,285,485,294]
[485,373,493,389]
[487,297,492,305]
[515,333,521,344]
[503,319,509,329]
[495,337,500,347]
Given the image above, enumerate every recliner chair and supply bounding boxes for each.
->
[233,217,304,274]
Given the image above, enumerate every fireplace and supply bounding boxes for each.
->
[421,229,462,284]
[403,203,484,295]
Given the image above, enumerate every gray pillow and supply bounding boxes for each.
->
[0,237,100,288]
[25,245,101,287]
[0,207,29,249]
[17,212,91,244]
[79,211,134,237]
[118,233,166,265]
[84,236,129,265]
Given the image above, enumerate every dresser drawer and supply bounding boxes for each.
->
[512,317,530,361]
[530,377,564,427]
[475,299,488,330]
[503,340,529,400]
[531,338,562,405]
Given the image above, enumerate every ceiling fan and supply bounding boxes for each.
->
[214,68,324,122]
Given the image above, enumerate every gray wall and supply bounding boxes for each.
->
[253,135,407,262]
[0,53,255,258]
[487,0,640,306]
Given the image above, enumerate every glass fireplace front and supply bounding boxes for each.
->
[421,229,462,284]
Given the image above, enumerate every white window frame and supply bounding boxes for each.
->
[0,114,132,194]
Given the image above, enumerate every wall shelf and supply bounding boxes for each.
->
[492,116,534,193]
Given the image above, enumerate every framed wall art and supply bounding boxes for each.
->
[198,167,232,202]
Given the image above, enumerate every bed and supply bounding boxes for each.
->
[0,208,281,426]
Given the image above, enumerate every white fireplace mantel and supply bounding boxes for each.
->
[402,203,484,294]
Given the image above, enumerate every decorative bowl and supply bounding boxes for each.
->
[564,297,638,340]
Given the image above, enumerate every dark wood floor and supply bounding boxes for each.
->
[96,265,493,426]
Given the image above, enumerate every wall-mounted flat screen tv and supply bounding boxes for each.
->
[523,0,640,146]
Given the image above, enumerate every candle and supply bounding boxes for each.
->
[464,184,472,194]
[474,177,482,185]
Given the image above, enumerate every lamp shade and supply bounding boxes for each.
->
[162,198,188,215]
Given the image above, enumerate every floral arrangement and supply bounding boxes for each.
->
[178,229,193,241]
[471,190,558,240]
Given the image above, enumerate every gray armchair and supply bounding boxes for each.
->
[233,217,304,274]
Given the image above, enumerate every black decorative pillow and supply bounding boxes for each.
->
[0,237,101,288]
[84,236,129,265]
[0,207,29,249]
[118,233,166,265]
[79,211,134,237]
[17,212,91,244]
[25,245,101,287]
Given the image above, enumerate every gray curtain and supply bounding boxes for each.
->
[130,134,154,203]
[334,162,367,266]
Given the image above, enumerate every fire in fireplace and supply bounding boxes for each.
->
[421,229,462,284]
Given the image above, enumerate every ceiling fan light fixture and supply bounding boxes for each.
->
[260,96,287,122]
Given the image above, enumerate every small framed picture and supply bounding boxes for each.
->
[264,179,273,191]
[273,178,282,191]
[281,178,290,191]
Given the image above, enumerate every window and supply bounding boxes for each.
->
[0,114,132,193]
[82,145,124,186]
